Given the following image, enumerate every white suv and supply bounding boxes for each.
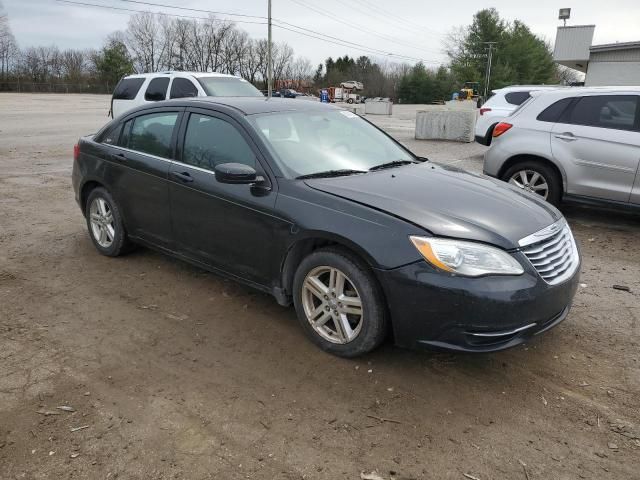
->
[110,71,263,118]
[475,86,564,145]
[483,86,640,208]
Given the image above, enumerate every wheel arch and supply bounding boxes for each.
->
[279,233,380,303]
[80,180,105,216]
[498,154,566,193]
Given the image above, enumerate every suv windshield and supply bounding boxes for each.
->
[249,110,415,178]
[197,77,263,97]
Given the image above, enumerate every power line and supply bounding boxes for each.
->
[285,0,440,56]
[350,0,443,37]
[55,0,442,64]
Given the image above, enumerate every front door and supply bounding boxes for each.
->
[550,94,640,202]
[168,109,288,286]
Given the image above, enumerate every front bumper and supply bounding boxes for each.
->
[375,254,580,353]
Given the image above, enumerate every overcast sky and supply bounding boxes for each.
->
[4,0,640,66]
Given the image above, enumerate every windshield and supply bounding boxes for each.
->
[197,77,263,97]
[248,110,415,178]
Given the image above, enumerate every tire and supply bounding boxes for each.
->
[292,247,387,357]
[85,187,131,257]
[347,98,354,104]
[501,161,562,206]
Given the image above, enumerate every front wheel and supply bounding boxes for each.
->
[501,161,562,206]
[293,248,387,357]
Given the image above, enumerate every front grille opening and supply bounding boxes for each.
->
[521,226,577,285]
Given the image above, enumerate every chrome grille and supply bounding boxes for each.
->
[519,220,579,285]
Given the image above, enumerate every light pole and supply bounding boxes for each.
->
[267,0,272,98]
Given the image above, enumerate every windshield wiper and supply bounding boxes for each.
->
[296,169,367,180]
[368,160,419,172]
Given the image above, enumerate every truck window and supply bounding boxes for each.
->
[170,78,199,99]
[145,78,170,102]
[113,78,145,100]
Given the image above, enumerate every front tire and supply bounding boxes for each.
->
[85,187,130,257]
[501,161,562,206]
[293,247,387,357]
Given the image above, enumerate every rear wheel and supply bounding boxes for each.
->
[85,187,130,257]
[293,248,387,357]
[501,161,562,206]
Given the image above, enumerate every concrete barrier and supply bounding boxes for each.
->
[415,108,477,142]
[364,100,393,115]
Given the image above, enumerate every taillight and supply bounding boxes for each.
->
[479,107,491,116]
[73,143,80,161]
[492,122,513,138]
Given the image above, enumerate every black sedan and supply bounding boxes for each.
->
[72,97,580,357]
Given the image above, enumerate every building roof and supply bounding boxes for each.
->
[590,41,640,53]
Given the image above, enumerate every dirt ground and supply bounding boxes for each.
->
[1,93,639,480]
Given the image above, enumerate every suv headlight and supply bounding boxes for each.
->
[410,236,524,277]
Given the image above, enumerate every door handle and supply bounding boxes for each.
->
[554,132,577,141]
[172,171,194,183]
[111,152,127,161]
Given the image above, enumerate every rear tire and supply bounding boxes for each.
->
[293,247,387,357]
[85,187,131,257]
[501,161,562,206]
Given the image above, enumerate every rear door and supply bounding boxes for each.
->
[109,108,183,247]
[550,94,640,202]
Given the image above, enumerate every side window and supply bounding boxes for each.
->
[129,112,179,158]
[504,91,531,106]
[113,78,145,100]
[101,123,122,145]
[182,113,256,170]
[120,119,132,148]
[144,78,170,102]
[537,98,574,123]
[568,95,638,131]
[170,78,199,99]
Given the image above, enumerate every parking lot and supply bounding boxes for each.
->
[1,93,639,479]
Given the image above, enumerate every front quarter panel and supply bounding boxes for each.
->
[275,181,425,270]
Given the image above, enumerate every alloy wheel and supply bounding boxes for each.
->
[508,169,549,199]
[301,266,363,344]
[89,197,115,248]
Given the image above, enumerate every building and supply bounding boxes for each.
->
[553,25,640,86]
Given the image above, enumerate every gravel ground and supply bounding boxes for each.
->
[1,94,639,480]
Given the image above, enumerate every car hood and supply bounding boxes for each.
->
[304,163,561,249]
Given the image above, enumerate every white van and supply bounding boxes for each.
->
[110,71,263,118]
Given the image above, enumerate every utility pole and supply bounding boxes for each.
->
[483,42,497,99]
[267,0,272,98]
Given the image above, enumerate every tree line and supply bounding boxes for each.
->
[0,5,574,101]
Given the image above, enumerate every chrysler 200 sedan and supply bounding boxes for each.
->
[72,97,580,357]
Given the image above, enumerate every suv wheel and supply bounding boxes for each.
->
[85,187,131,257]
[502,161,561,206]
[293,248,387,357]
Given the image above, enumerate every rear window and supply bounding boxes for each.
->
[537,98,574,123]
[145,77,170,102]
[113,78,145,100]
[504,91,531,105]
[197,77,263,97]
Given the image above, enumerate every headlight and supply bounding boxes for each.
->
[409,236,524,277]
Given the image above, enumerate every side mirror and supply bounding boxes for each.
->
[214,163,262,185]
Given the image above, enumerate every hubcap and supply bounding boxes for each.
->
[89,197,115,248]
[301,266,363,344]
[508,169,549,199]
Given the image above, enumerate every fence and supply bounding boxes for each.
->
[0,81,112,94]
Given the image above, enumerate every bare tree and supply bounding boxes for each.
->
[0,1,18,79]
[126,12,166,72]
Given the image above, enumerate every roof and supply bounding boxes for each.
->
[124,71,238,79]
[530,85,640,97]
[493,85,565,93]
[590,41,640,53]
[165,96,337,115]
